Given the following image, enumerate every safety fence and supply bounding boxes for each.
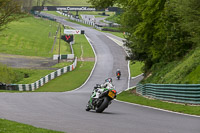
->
[56,11,103,30]
[136,83,200,104]
[6,57,77,91]
[34,12,56,21]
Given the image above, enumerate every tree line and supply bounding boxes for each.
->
[89,0,200,74]
[0,0,58,31]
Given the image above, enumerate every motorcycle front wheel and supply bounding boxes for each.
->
[96,97,110,113]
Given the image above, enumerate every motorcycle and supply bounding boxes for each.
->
[117,73,120,80]
[86,84,117,113]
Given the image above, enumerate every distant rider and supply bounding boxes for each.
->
[116,69,121,77]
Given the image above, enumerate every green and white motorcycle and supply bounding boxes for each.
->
[86,84,117,113]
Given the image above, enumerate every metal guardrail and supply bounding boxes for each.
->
[136,83,200,104]
[56,11,103,30]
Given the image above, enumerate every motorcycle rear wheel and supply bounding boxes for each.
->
[96,97,110,113]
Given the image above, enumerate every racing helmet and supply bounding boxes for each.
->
[105,78,112,83]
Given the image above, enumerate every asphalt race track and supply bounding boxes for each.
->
[0,13,200,133]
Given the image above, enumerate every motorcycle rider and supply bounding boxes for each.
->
[87,78,114,109]
[101,78,114,89]
[116,69,121,79]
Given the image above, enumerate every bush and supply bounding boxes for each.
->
[0,63,18,84]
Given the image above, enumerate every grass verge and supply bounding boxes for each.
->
[51,62,73,68]
[0,63,53,84]
[73,34,95,58]
[15,69,54,84]
[35,61,94,92]
[129,61,144,77]
[101,30,124,38]
[0,118,63,133]
[117,89,200,116]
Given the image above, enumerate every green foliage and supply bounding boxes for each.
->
[0,0,24,31]
[183,65,200,84]
[89,0,200,81]
[0,63,18,84]
[88,0,116,9]
[143,47,200,84]
[171,0,200,46]
[105,14,120,23]
[0,63,53,84]
[15,69,53,84]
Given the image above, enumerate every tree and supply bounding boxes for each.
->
[21,0,34,12]
[36,0,58,6]
[171,0,200,46]
[0,0,23,31]
[35,0,59,12]
[89,0,198,74]
[87,0,116,9]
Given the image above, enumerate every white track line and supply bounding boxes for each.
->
[115,99,200,118]
[63,34,97,92]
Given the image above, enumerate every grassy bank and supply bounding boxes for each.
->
[35,33,95,92]
[129,61,144,77]
[73,35,95,58]
[0,16,70,57]
[105,14,120,23]
[117,89,200,116]
[144,47,200,84]
[0,34,95,91]
[0,63,53,84]
[36,61,94,92]
[0,118,63,133]
[0,15,71,85]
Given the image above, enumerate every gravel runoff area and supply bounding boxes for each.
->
[0,53,95,70]
[0,53,58,70]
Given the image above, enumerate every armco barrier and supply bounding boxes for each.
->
[136,83,200,104]
[56,11,102,30]
[7,57,77,91]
